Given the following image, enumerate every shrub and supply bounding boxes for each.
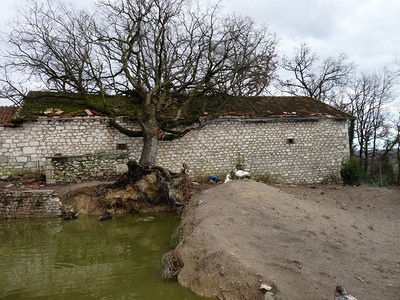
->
[340,157,361,185]
[235,153,245,170]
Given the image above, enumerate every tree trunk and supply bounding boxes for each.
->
[371,133,377,179]
[348,119,355,156]
[397,143,400,186]
[139,94,159,166]
[139,129,159,166]
[363,140,369,173]
[358,132,364,162]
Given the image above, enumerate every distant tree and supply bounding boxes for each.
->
[277,43,354,107]
[382,113,400,185]
[346,68,399,173]
[0,0,278,166]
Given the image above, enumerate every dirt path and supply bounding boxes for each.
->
[173,180,400,300]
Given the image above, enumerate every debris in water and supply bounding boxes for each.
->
[137,216,155,222]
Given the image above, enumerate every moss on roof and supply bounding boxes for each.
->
[16,91,353,122]
[17,91,136,120]
[200,95,353,119]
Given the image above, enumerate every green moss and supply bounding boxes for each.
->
[15,91,137,122]
[16,91,353,124]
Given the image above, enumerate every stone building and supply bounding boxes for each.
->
[0,93,353,184]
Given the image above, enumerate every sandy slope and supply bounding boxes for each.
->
[173,180,400,300]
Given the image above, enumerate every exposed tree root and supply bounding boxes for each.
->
[99,161,192,214]
[161,250,183,280]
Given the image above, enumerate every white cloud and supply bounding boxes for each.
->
[222,0,400,71]
[1,0,398,70]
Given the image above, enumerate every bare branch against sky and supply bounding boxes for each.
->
[1,0,399,105]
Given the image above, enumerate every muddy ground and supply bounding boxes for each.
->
[173,180,399,300]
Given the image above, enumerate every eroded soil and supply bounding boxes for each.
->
[173,180,400,300]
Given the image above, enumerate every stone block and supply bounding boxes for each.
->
[16,156,28,163]
[24,162,38,168]
[23,146,36,154]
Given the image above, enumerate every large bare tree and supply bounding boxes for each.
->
[0,0,278,166]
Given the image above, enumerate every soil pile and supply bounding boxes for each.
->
[172,180,400,300]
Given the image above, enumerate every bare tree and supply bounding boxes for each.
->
[0,0,99,104]
[277,43,354,106]
[347,68,399,173]
[396,116,400,185]
[0,0,278,165]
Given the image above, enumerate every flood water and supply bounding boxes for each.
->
[0,213,207,299]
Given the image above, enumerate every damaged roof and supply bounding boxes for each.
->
[14,91,353,122]
[201,95,353,119]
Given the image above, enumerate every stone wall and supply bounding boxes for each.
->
[0,116,349,184]
[46,152,129,184]
[0,190,62,218]
[157,118,349,183]
[0,116,141,178]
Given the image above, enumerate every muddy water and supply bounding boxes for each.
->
[0,213,207,299]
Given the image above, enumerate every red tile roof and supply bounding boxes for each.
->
[0,106,19,126]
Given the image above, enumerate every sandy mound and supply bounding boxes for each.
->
[173,180,400,300]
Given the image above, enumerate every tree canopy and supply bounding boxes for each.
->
[0,0,278,165]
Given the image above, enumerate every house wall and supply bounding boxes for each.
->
[0,117,141,178]
[0,117,349,184]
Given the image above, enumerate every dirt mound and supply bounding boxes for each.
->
[172,180,400,300]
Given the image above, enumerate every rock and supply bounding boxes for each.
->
[260,284,272,291]
[264,292,275,300]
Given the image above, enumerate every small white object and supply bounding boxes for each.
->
[224,174,231,183]
[259,283,272,291]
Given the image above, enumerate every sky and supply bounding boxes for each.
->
[1,0,399,105]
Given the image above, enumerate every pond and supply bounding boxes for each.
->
[0,213,208,299]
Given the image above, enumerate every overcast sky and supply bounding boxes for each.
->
[1,0,399,105]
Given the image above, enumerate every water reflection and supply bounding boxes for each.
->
[0,214,207,300]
